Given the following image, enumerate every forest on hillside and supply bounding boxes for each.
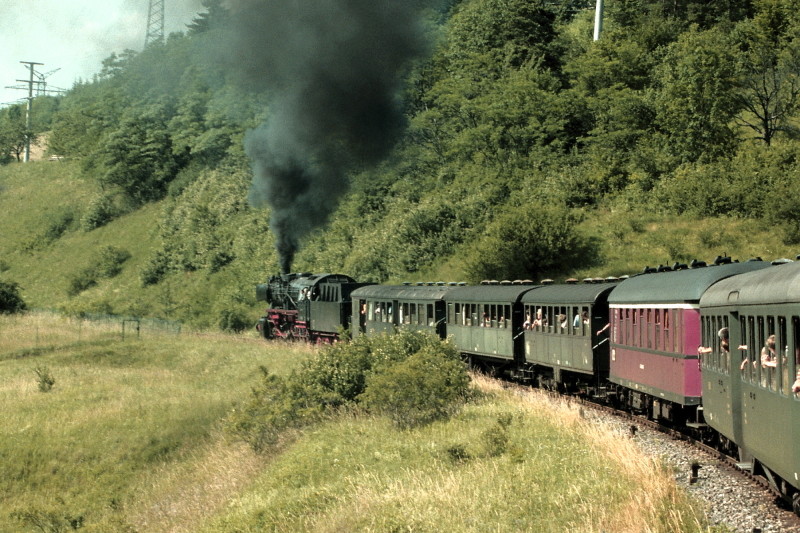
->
[2,0,800,327]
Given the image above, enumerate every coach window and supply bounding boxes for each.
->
[717,316,731,375]
[623,309,630,346]
[778,317,788,395]
[741,316,753,383]
[765,316,776,391]
[663,310,672,353]
[793,317,800,399]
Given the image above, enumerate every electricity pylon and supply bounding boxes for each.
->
[145,0,165,47]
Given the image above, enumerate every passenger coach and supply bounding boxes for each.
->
[443,283,538,368]
[607,259,769,424]
[699,260,800,508]
[350,283,454,339]
[520,279,618,393]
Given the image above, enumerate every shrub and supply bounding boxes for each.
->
[67,268,98,296]
[463,203,597,282]
[0,280,26,314]
[227,331,472,451]
[81,193,119,230]
[95,245,131,278]
[360,344,471,428]
[217,304,251,333]
[140,250,170,286]
[225,366,323,452]
[34,366,55,392]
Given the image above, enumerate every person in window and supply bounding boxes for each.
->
[532,309,544,328]
[760,335,777,369]
[573,311,589,328]
[523,312,532,330]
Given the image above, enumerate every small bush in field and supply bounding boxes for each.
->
[34,366,55,392]
[96,245,131,277]
[0,280,26,314]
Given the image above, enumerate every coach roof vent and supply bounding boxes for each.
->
[500,280,512,285]
[657,265,672,273]
[605,276,619,282]
[690,259,707,268]
[565,278,578,284]
[672,262,688,271]
[403,281,411,286]
[522,279,533,284]
[714,255,732,265]
[540,279,555,285]
[772,258,794,265]
[747,257,764,262]
[641,266,658,274]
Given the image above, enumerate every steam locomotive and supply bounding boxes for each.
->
[256,257,800,513]
[255,272,368,343]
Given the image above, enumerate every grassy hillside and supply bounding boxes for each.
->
[2,160,798,332]
[0,313,709,532]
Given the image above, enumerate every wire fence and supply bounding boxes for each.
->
[0,310,183,358]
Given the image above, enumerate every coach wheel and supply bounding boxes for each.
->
[792,492,800,516]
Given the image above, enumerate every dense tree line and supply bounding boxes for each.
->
[3,0,800,293]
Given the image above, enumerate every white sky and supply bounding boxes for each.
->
[0,1,206,108]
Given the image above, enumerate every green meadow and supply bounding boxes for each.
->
[1,313,714,532]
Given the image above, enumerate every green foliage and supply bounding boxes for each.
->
[34,366,55,393]
[463,202,597,282]
[67,246,131,296]
[654,26,741,164]
[0,280,26,314]
[360,343,471,428]
[227,331,471,451]
[81,193,120,230]
[22,209,76,252]
[479,413,514,457]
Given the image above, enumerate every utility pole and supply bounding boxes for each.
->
[5,62,66,162]
[593,0,604,41]
[17,61,42,163]
[145,0,165,47]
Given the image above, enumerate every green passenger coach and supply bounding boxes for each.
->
[443,284,539,367]
[700,261,800,509]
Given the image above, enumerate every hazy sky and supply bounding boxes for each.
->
[0,1,206,107]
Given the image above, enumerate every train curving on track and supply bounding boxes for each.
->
[256,257,800,514]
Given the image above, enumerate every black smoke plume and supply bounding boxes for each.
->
[223,0,432,274]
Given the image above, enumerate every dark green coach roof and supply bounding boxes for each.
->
[442,285,540,303]
[521,282,619,305]
[351,284,455,301]
[608,261,771,305]
[701,261,797,308]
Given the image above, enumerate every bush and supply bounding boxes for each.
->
[463,202,597,282]
[34,366,55,393]
[140,251,170,286]
[227,331,472,451]
[217,304,251,333]
[67,268,98,296]
[0,280,26,314]
[95,245,131,278]
[360,343,471,428]
[81,193,119,230]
